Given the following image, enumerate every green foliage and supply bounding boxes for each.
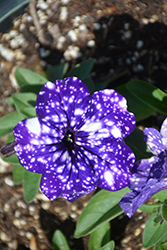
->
[13,164,24,184]
[143,213,167,248]
[125,127,152,162]
[52,230,71,250]
[100,241,115,250]
[153,190,167,202]
[127,80,167,115]
[67,58,95,79]
[46,63,69,81]
[88,221,110,250]
[0,111,22,137]
[23,169,41,203]
[116,83,155,122]
[75,188,128,238]
[15,67,47,93]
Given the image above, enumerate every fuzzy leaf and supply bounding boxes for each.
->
[89,221,110,250]
[23,170,41,203]
[127,80,167,115]
[0,111,22,137]
[67,59,94,79]
[74,188,128,238]
[143,213,167,248]
[52,230,71,250]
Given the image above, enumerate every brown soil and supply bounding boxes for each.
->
[1,0,167,249]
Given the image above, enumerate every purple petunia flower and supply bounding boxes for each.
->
[119,118,167,218]
[1,77,135,201]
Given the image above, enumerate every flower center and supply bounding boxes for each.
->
[63,130,75,151]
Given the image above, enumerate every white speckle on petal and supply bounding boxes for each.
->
[111,126,121,138]
[74,108,84,116]
[46,81,55,89]
[26,118,41,136]
[104,170,114,186]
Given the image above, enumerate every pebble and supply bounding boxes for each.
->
[20,23,26,31]
[15,210,21,218]
[64,45,81,60]
[72,16,81,27]
[37,192,50,201]
[9,30,18,39]
[93,22,101,30]
[13,219,22,228]
[134,228,141,236]
[20,219,26,225]
[121,236,131,244]
[124,22,130,30]
[79,24,87,31]
[59,6,68,21]
[41,202,50,210]
[136,40,144,49]
[67,30,78,42]
[4,203,10,212]
[48,24,60,39]
[13,19,21,28]
[4,177,14,186]
[0,232,9,241]
[37,2,49,10]
[26,232,33,239]
[29,206,36,214]
[61,0,70,4]
[142,18,149,24]
[87,40,95,47]
[17,200,26,208]
[70,213,77,219]
[27,15,33,22]
[125,58,131,65]
[10,34,25,49]
[0,45,15,61]
[39,47,51,58]
[123,30,132,39]
[133,64,144,72]
[71,204,77,211]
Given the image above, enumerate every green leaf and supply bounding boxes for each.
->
[125,127,153,162]
[2,151,20,164]
[88,221,110,250]
[94,81,109,91]
[82,76,95,94]
[67,59,95,79]
[155,242,167,250]
[12,92,37,115]
[154,232,167,250]
[139,203,160,213]
[100,241,115,250]
[0,111,22,137]
[162,204,167,222]
[74,188,129,238]
[20,107,36,118]
[23,169,41,203]
[13,164,24,184]
[153,190,167,202]
[0,0,30,24]
[116,84,155,122]
[46,63,69,81]
[143,213,167,248]
[15,67,47,90]
[127,80,167,115]
[52,230,71,250]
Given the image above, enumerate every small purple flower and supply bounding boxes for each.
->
[119,118,167,218]
[1,77,135,201]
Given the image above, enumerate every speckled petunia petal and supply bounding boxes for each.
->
[144,127,166,155]
[119,151,167,217]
